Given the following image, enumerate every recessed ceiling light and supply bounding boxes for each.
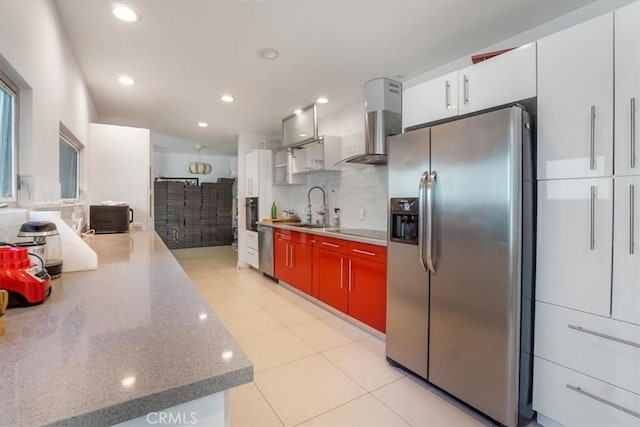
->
[316,97,329,104]
[113,5,139,22]
[117,75,135,86]
[197,122,208,128]
[256,48,280,60]
[294,109,302,116]
[221,95,234,103]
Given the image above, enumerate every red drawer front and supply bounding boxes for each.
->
[348,241,386,264]
[316,236,349,254]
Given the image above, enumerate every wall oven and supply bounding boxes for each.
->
[245,197,258,232]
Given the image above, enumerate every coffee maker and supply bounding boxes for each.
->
[17,221,63,279]
[390,198,419,244]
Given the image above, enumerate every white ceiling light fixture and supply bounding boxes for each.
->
[220,94,234,103]
[112,4,139,22]
[256,47,280,60]
[117,75,135,86]
[188,144,213,175]
[197,122,208,128]
[316,97,329,104]
[294,109,302,116]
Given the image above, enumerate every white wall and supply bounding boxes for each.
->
[153,151,236,183]
[88,124,151,230]
[0,0,96,203]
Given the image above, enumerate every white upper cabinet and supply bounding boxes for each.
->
[614,2,640,176]
[402,71,458,129]
[536,178,613,317]
[458,43,536,116]
[245,150,259,197]
[537,14,614,180]
[612,176,640,325]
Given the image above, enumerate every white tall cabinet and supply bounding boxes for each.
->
[534,4,640,426]
[244,149,272,269]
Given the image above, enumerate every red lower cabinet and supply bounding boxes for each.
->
[273,230,312,295]
[348,256,386,332]
[316,248,348,313]
[274,232,291,283]
[290,241,312,294]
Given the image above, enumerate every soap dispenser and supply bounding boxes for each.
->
[333,208,341,228]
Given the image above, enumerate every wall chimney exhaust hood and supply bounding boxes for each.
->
[340,78,402,165]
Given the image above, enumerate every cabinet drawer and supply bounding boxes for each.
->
[316,236,349,254]
[246,247,259,269]
[535,301,640,394]
[348,241,386,264]
[246,230,258,250]
[533,357,640,427]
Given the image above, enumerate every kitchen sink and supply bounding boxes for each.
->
[288,223,329,229]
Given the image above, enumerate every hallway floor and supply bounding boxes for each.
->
[173,246,492,427]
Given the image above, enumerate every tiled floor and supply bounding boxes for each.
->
[172,246,491,427]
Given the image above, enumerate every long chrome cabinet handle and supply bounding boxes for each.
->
[290,244,294,268]
[567,385,640,419]
[418,171,430,272]
[322,241,339,248]
[463,75,469,105]
[445,80,451,109]
[285,243,289,267]
[348,259,352,291]
[426,171,437,274]
[590,186,596,250]
[352,248,375,257]
[340,258,344,289]
[568,324,640,349]
[590,105,596,170]
[631,185,636,255]
[632,98,637,169]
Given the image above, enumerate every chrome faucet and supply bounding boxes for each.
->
[307,186,327,227]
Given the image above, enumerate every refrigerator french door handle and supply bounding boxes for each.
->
[426,171,437,274]
[418,171,430,272]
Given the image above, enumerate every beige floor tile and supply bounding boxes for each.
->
[289,316,370,352]
[204,294,262,318]
[228,382,283,427]
[238,328,317,372]
[372,377,487,427]
[244,289,304,309]
[254,354,367,427]
[323,336,405,391]
[196,284,247,301]
[264,303,325,326]
[299,394,410,427]
[221,309,285,338]
[291,297,334,319]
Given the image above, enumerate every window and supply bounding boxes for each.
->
[0,71,17,200]
[59,128,81,200]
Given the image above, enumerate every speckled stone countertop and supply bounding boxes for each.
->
[0,231,253,426]
[259,222,387,247]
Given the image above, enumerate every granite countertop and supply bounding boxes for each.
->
[0,231,252,426]
[259,222,387,247]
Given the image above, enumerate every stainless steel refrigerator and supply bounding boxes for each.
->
[386,105,535,427]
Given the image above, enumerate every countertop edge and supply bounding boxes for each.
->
[258,222,387,247]
[48,355,253,427]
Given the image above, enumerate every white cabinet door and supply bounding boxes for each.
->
[458,43,536,116]
[537,14,613,180]
[245,150,259,197]
[536,178,613,316]
[612,176,640,325]
[614,1,640,176]
[402,71,458,129]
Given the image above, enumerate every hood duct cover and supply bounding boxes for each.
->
[342,78,402,165]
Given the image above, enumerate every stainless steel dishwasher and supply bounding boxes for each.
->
[257,225,274,277]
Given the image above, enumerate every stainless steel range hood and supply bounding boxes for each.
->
[341,78,402,165]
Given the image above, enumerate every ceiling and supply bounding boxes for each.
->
[54,0,596,156]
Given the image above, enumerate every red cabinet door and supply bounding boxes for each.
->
[274,234,291,284]
[316,248,348,313]
[348,256,387,332]
[291,242,313,295]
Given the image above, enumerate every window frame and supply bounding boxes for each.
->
[0,68,18,203]
[59,123,83,201]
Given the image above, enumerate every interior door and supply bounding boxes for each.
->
[427,107,524,427]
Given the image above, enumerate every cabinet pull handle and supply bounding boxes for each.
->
[567,385,640,419]
[290,244,293,268]
[285,243,289,267]
[445,80,451,109]
[463,75,469,105]
[348,259,352,292]
[632,98,636,169]
[352,248,376,256]
[631,185,636,255]
[590,105,596,170]
[340,258,344,289]
[322,242,340,248]
[590,185,596,250]
[568,324,640,349]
